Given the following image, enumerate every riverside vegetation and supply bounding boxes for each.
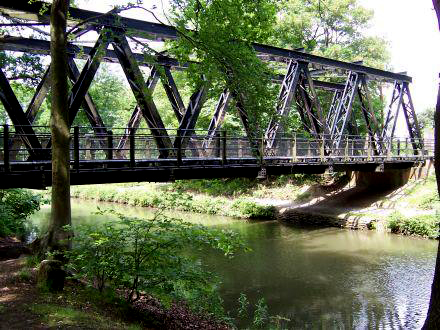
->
[69,172,439,239]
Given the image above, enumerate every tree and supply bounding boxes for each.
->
[423,1,440,328]
[44,0,72,255]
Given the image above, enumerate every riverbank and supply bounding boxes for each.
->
[65,172,439,239]
[0,256,228,329]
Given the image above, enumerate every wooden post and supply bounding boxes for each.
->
[130,128,135,168]
[292,134,297,162]
[3,124,9,173]
[368,136,372,161]
[215,131,221,158]
[222,130,227,165]
[107,130,113,160]
[74,126,79,171]
[344,137,349,161]
[320,137,325,162]
[176,129,182,166]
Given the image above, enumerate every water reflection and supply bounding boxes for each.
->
[30,199,438,329]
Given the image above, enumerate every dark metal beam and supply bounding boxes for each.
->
[116,67,160,156]
[0,37,346,91]
[112,32,173,158]
[67,57,107,135]
[0,68,44,159]
[0,1,412,82]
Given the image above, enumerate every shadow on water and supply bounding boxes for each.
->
[30,199,438,329]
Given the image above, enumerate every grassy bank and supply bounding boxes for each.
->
[70,179,285,219]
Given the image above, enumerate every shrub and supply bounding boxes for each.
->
[231,199,276,219]
[388,212,439,239]
[65,212,247,317]
[0,189,41,238]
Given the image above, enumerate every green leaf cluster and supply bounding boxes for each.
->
[0,189,41,238]
[65,211,247,316]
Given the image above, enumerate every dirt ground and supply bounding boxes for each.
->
[0,257,44,329]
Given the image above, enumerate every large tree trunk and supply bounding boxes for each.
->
[46,0,72,255]
[423,2,440,328]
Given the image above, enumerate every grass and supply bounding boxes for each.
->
[30,284,143,329]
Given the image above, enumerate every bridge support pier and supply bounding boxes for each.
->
[354,162,431,190]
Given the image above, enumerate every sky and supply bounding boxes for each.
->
[78,0,440,116]
[359,0,440,112]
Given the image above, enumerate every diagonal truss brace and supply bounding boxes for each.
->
[330,71,360,150]
[265,60,302,149]
[116,66,159,154]
[174,85,207,152]
[382,81,423,154]
[201,89,231,154]
[68,29,112,126]
[400,82,423,154]
[112,32,173,158]
[0,68,44,159]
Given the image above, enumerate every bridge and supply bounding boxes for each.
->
[0,1,432,189]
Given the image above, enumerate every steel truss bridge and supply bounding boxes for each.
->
[0,1,432,189]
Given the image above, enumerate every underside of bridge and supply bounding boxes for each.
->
[0,1,430,188]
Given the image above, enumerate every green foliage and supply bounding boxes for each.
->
[70,184,276,219]
[169,0,278,133]
[65,212,247,317]
[0,189,41,238]
[417,107,435,132]
[253,298,269,328]
[237,293,250,318]
[231,198,276,219]
[388,212,439,239]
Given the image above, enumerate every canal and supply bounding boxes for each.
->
[30,199,438,329]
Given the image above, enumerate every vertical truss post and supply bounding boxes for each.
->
[112,32,173,158]
[3,124,9,173]
[202,89,231,153]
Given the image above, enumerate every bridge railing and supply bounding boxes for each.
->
[0,125,434,169]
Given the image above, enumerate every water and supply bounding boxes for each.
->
[30,200,438,329]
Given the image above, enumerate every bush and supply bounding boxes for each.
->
[0,189,41,238]
[65,212,247,317]
[388,212,439,239]
[231,199,276,219]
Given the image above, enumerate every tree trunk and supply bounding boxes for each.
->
[423,2,440,328]
[46,0,72,256]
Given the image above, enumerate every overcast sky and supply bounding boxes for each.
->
[81,0,440,114]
